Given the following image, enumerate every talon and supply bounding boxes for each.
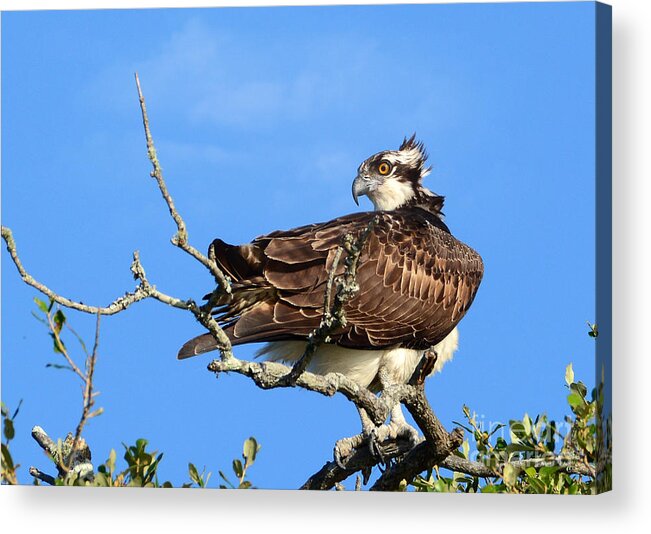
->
[334,433,366,469]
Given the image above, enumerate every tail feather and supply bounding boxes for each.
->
[210,238,263,281]
[178,237,306,359]
[177,333,221,360]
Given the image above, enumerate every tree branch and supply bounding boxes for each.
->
[29,467,56,486]
[283,217,378,384]
[301,437,416,490]
[208,356,388,424]
[438,454,595,478]
[1,225,149,315]
[67,312,102,471]
[302,438,597,491]
[4,74,601,492]
[134,72,231,293]
[30,426,94,483]
[370,429,464,491]
[30,425,63,475]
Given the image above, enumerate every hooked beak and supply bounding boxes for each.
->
[352,174,371,206]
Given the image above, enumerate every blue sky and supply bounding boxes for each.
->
[2,2,597,489]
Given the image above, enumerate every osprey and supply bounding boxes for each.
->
[179,135,483,461]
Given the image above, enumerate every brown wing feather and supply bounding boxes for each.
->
[177,208,483,359]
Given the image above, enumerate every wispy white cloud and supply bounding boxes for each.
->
[88,17,382,128]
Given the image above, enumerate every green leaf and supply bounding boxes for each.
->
[50,333,65,354]
[1,443,15,471]
[218,470,234,489]
[243,437,258,466]
[571,381,588,399]
[503,464,519,487]
[481,483,505,493]
[567,392,585,410]
[108,449,116,475]
[522,414,531,436]
[461,440,470,459]
[45,363,75,372]
[524,467,538,478]
[3,418,15,441]
[539,466,560,478]
[527,477,547,494]
[188,463,200,485]
[587,321,598,337]
[34,297,49,313]
[232,459,243,479]
[94,472,109,487]
[565,363,574,386]
[53,309,66,333]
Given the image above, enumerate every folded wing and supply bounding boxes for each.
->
[177,208,483,359]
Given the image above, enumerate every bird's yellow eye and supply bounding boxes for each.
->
[378,161,391,175]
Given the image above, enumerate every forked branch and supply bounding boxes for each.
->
[3,74,597,491]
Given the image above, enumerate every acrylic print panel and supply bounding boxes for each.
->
[1,1,611,492]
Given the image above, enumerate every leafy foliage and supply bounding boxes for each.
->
[410,362,610,494]
[1,401,22,485]
[218,437,261,489]
[34,435,256,488]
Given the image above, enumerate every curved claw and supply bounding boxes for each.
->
[333,422,422,469]
[333,433,366,469]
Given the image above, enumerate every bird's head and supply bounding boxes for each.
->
[352,134,433,211]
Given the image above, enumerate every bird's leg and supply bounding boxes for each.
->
[333,406,377,469]
[333,365,423,468]
[370,403,421,456]
[364,365,422,462]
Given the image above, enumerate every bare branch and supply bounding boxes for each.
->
[31,425,66,477]
[439,454,596,478]
[302,436,597,491]
[371,429,464,491]
[134,72,231,293]
[129,251,234,358]
[30,426,94,482]
[47,311,86,382]
[282,246,344,383]
[29,467,56,486]
[5,74,599,492]
[301,437,416,490]
[208,356,389,424]
[1,225,149,315]
[284,218,377,384]
[68,313,102,471]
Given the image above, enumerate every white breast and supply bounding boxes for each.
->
[256,327,459,388]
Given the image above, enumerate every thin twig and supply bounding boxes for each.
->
[47,311,86,382]
[1,226,150,315]
[129,251,233,358]
[4,73,602,492]
[284,217,378,384]
[67,312,102,471]
[134,72,231,293]
[283,247,344,383]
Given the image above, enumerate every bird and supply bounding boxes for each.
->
[178,135,484,464]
